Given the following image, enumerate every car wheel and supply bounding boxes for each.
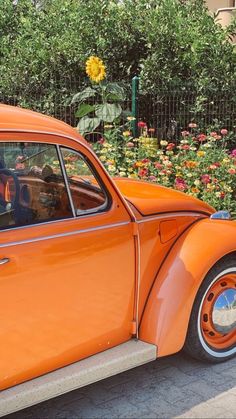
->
[184,256,236,362]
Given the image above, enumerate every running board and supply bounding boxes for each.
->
[0,340,157,417]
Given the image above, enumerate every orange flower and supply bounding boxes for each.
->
[184,160,198,169]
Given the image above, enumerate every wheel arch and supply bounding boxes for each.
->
[139,218,236,357]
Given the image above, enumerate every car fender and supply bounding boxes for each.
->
[139,218,236,357]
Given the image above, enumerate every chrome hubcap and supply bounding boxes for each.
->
[212,288,236,334]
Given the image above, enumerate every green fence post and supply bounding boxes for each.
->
[131,76,139,138]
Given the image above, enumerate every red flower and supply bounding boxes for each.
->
[201,174,211,184]
[197,134,207,142]
[138,168,148,177]
[220,192,225,199]
[166,142,175,151]
[220,129,228,136]
[181,144,190,150]
[138,121,147,128]
[142,158,150,164]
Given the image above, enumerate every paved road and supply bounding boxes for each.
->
[6,352,236,418]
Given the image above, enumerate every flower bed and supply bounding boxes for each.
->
[93,126,236,216]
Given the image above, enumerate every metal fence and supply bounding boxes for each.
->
[1,77,236,143]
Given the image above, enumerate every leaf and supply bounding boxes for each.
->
[77,116,101,135]
[105,83,126,101]
[95,103,122,123]
[75,103,95,118]
[71,87,96,104]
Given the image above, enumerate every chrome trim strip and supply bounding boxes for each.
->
[56,144,76,218]
[137,212,205,223]
[0,221,130,249]
[135,226,141,340]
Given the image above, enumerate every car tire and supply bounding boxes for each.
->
[184,256,236,363]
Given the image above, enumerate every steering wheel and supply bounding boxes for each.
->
[0,168,20,211]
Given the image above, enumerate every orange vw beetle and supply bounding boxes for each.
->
[0,105,235,415]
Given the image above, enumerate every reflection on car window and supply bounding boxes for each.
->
[61,147,107,215]
[0,142,73,230]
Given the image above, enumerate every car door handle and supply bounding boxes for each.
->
[0,257,10,265]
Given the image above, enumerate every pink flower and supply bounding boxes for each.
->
[138,121,147,128]
[209,162,220,170]
[175,177,187,191]
[221,129,228,136]
[201,174,211,184]
[197,134,207,142]
[231,149,236,157]
[149,175,157,181]
[148,128,155,133]
[210,132,217,137]
[228,168,236,175]
[188,122,197,128]
[127,142,134,148]
[98,138,105,144]
[181,130,190,137]
[155,162,163,170]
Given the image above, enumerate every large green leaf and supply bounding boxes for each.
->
[71,87,96,104]
[105,83,126,101]
[95,103,122,123]
[75,103,95,118]
[77,116,101,135]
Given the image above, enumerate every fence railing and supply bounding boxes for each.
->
[1,77,235,142]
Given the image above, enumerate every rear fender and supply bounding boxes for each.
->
[139,218,236,357]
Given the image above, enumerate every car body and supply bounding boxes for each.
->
[0,105,235,415]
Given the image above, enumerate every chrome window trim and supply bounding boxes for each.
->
[60,146,109,216]
[0,221,130,248]
[136,212,206,223]
[56,144,76,218]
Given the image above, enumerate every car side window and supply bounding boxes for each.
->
[60,147,108,215]
[0,142,73,229]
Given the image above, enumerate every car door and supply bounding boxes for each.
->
[0,133,136,390]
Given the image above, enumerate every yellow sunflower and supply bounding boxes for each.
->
[86,56,106,83]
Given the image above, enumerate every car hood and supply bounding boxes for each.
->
[114,178,214,216]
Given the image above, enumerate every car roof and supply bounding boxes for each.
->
[0,104,87,145]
